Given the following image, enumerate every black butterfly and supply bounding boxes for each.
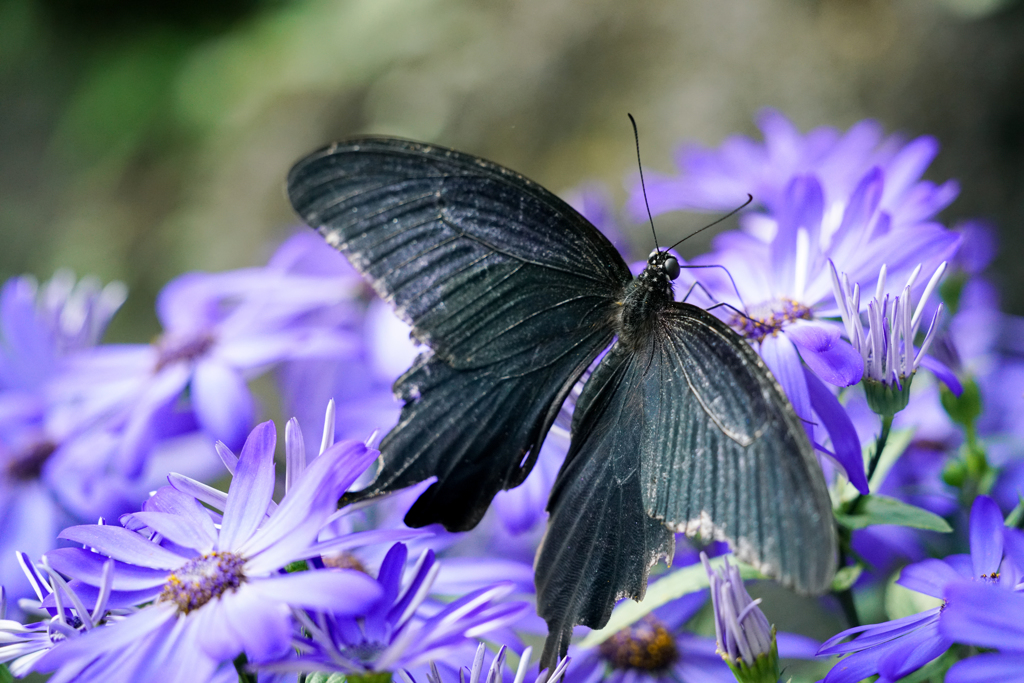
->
[286,137,837,667]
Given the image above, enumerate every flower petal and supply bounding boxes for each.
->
[125,511,215,555]
[970,495,1004,578]
[245,568,383,613]
[876,621,950,681]
[946,654,1024,683]
[192,360,254,450]
[919,355,962,396]
[896,559,963,599]
[220,586,292,662]
[787,321,863,387]
[45,548,168,591]
[58,525,187,570]
[218,421,276,552]
[142,486,219,545]
[759,334,812,429]
[940,582,1024,650]
[804,368,867,493]
[777,632,822,659]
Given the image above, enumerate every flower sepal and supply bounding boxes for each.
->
[720,628,780,683]
[863,373,915,417]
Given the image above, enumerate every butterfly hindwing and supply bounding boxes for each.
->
[638,303,836,594]
[535,343,676,667]
[288,138,630,528]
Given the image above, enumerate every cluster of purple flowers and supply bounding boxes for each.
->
[1,109,1022,683]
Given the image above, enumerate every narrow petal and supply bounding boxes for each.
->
[126,511,215,554]
[759,334,812,429]
[896,559,963,598]
[970,495,1005,578]
[45,548,168,590]
[946,654,1024,683]
[787,321,864,387]
[58,525,187,570]
[245,569,383,613]
[804,368,867,493]
[919,355,962,395]
[218,421,276,552]
[940,583,1024,649]
[876,623,950,681]
[192,360,254,450]
[142,487,219,545]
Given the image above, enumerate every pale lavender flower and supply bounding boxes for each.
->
[34,420,387,682]
[398,643,570,683]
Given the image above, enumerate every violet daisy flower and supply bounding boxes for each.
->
[0,272,127,611]
[817,495,1022,683]
[262,541,528,676]
[939,582,1024,683]
[34,420,386,682]
[50,232,360,476]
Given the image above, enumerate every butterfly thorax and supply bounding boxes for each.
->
[618,251,679,350]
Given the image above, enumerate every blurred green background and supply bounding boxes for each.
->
[2,0,1023,342]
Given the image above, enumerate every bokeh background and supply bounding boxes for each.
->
[2,0,1022,675]
[3,0,1023,343]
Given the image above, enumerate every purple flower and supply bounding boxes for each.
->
[34,420,388,682]
[50,232,360,476]
[398,643,571,683]
[939,582,1024,683]
[262,541,528,676]
[818,495,1021,683]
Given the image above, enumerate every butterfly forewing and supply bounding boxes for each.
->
[288,138,630,527]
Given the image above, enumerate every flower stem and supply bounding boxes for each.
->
[865,412,893,484]
[234,654,258,683]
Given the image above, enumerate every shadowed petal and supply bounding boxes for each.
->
[142,487,219,544]
[788,321,863,387]
[126,511,216,554]
[804,368,867,493]
[919,355,962,395]
[192,360,254,450]
[221,587,292,662]
[58,525,186,570]
[876,622,950,681]
[45,548,168,590]
[245,569,383,613]
[970,495,1004,578]
[759,334,812,428]
[218,421,276,552]
[946,654,1024,683]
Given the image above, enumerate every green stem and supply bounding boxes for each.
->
[864,412,893,485]
[833,533,860,628]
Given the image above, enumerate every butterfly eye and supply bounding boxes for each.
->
[662,256,680,280]
[648,248,660,263]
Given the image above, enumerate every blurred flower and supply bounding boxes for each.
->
[0,272,127,612]
[263,542,528,676]
[939,582,1024,683]
[818,495,1022,683]
[50,232,360,477]
[830,260,956,416]
[702,553,779,683]
[35,420,386,682]
[398,643,571,683]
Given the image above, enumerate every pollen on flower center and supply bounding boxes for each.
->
[155,333,216,371]
[599,615,678,671]
[730,298,813,343]
[158,551,246,614]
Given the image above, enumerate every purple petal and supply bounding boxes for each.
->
[242,439,377,572]
[41,579,163,610]
[218,421,276,552]
[919,355,962,395]
[1003,528,1024,577]
[787,321,863,387]
[125,511,216,554]
[940,582,1024,649]
[970,495,1005,578]
[192,359,254,450]
[45,548,168,590]
[896,559,963,599]
[946,654,1024,683]
[772,175,824,294]
[116,364,191,476]
[818,609,939,655]
[876,622,950,681]
[246,569,383,613]
[759,334,812,429]
[191,598,244,661]
[804,368,867,493]
[777,632,821,659]
[834,168,884,241]
[58,525,187,570]
[142,487,219,543]
[167,473,228,511]
[220,587,292,662]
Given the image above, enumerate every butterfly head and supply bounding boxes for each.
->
[646,249,680,281]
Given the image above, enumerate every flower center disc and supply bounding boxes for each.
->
[599,616,678,671]
[159,551,246,613]
[732,298,812,343]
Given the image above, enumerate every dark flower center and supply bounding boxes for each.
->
[599,615,678,672]
[731,298,813,343]
[155,333,215,371]
[6,440,57,481]
[159,551,246,613]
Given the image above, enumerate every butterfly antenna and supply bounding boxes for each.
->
[667,194,754,252]
[628,113,660,253]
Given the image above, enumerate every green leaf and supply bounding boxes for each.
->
[305,674,347,683]
[830,564,863,592]
[1005,494,1024,530]
[577,555,764,649]
[835,494,952,532]
[0,663,13,683]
